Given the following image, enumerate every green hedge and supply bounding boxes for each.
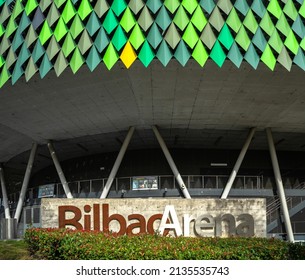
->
[24,228,305,260]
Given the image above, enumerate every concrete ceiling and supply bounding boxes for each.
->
[1,59,305,171]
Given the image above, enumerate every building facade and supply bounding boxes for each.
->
[1,0,305,241]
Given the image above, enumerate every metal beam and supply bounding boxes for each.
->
[47,141,73,199]
[152,125,191,199]
[14,143,37,222]
[266,128,294,242]
[0,164,11,219]
[100,127,135,198]
[221,127,256,199]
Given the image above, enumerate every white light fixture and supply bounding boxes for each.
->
[210,163,227,167]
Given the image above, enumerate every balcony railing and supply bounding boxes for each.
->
[5,174,264,203]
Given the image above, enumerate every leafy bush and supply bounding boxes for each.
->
[24,228,305,260]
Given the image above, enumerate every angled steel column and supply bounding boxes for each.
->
[100,127,135,198]
[14,143,38,222]
[221,127,256,199]
[0,164,11,219]
[47,141,73,199]
[152,125,191,199]
[266,128,294,242]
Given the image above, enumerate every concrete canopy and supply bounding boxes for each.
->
[1,60,305,172]
[1,0,305,177]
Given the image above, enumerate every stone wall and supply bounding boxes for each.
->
[41,198,266,237]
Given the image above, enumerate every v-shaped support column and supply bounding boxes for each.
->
[221,127,256,199]
[152,125,191,199]
[266,128,294,242]
[0,164,16,239]
[100,127,135,198]
[48,141,73,198]
[14,143,37,222]
[0,164,10,219]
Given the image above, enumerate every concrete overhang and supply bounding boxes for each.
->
[1,60,305,172]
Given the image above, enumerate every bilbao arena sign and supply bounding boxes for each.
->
[41,198,266,237]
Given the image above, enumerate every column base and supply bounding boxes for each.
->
[0,218,17,239]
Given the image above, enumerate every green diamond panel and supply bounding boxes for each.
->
[1,0,305,87]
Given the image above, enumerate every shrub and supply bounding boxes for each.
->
[24,228,305,260]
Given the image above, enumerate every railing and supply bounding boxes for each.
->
[266,182,305,225]
[6,174,263,201]
[267,181,305,215]
[267,197,292,216]
[59,174,264,194]
[4,174,264,203]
